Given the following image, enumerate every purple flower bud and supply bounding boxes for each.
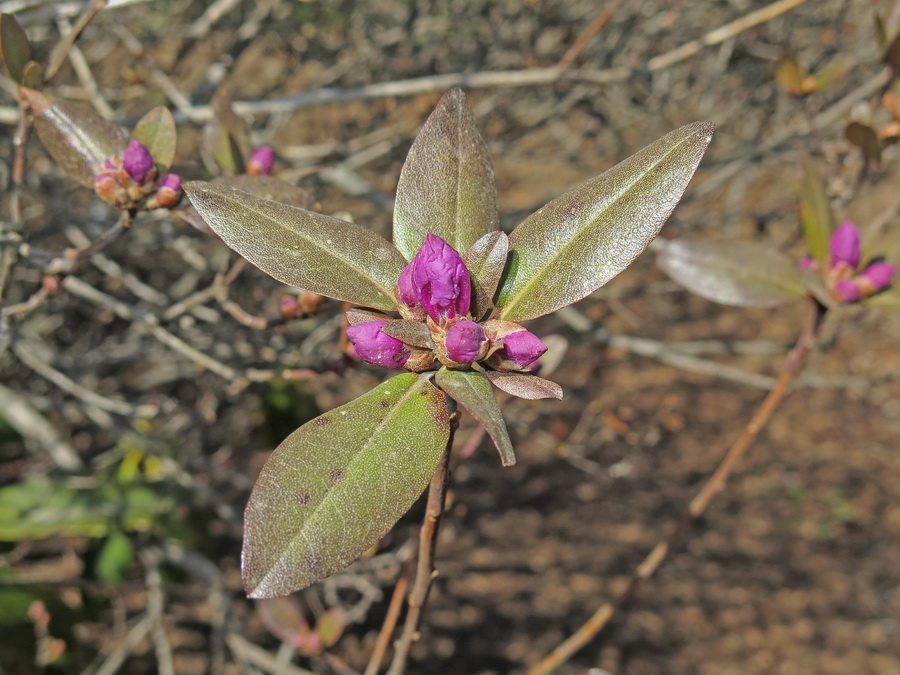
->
[860,262,896,291]
[798,257,817,270]
[444,320,486,364]
[123,140,154,185]
[396,261,418,308]
[408,234,471,323]
[248,146,274,175]
[500,329,547,369]
[834,279,860,303]
[829,220,861,269]
[157,173,182,192]
[345,320,410,369]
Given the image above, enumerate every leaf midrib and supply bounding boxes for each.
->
[210,186,398,305]
[499,131,699,319]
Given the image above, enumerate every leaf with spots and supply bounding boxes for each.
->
[184,181,408,309]
[242,373,450,598]
[496,121,715,321]
[393,88,498,261]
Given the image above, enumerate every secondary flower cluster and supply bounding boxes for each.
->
[346,234,547,373]
[95,140,182,211]
[802,220,895,303]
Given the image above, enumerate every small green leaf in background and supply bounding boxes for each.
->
[242,373,450,598]
[315,608,346,648]
[22,88,127,188]
[799,154,836,263]
[202,89,251,174]
[496,121,715,322]
[256,596,310,645]
[184,182,407,309]
[131,106,177,171]
[656,238,807,308]
[393,88,499,260]
[0,13,30,84]
[435,368,515,466]
[94,531,134,584]
[464,230,509,320]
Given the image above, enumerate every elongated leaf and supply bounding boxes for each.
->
[485,371,563,400]
[0,13,30,84]
[214,175,314,208]
[393,88,498,260]
[799,155,836,263]
[464,230,508,320]
[185,182,407,309]
[21,60,42,89]
[242,373,450,597]
[497,121,714,321]
[132,106,176,171]
[867,288,900,313]
[22,88,126,187]
[382,319,434,349]
[656,238,806,307]
[435,368,514,466]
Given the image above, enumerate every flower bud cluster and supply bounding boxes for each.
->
[802,221,895,303]
[95,140,183,211]
[346,234,547,372]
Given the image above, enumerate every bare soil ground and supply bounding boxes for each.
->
[2,1,900,674]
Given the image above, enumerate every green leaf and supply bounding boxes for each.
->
[22,88,127,188]
[381,319,434,349]
[434,368,515,466]
[464,230,509,320]
[0,13,31,84]
[202,89,251,174]
[484,371,563,400]
[867,288,900,313]
[132,106,177,171]
[242,373,450,597]
[393,88,499,260]
[21,60,42,89]
[214,175,314,208]
[315,608,346,648]
[799,155,836,263]
[184,181,407,309]
[496,121,715,321]
[656,238,806,308]
[95,531,134,584]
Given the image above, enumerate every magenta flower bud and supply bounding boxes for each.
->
[408,234,471,322]
[157,173,182,192]
[860,262,896,291]
[396,261,418,308]
[834,279,860,303]
[500,329,547,369]
[123,140,154,185]
[444,320,486,364]
[248,146,274,175]
[798,257,817,270]
[345,320,410,369]
[829,220,861,269]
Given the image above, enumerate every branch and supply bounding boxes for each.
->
[386,412,458,675]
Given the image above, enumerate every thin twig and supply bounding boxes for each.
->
[86,612,154,675]
[0,382,83,469]
[45,0,108,82]
[364,568,411,675]
[526,300,826,675]
[142,549,175,675]
[386,413,458,675]
[556,0,623,69]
